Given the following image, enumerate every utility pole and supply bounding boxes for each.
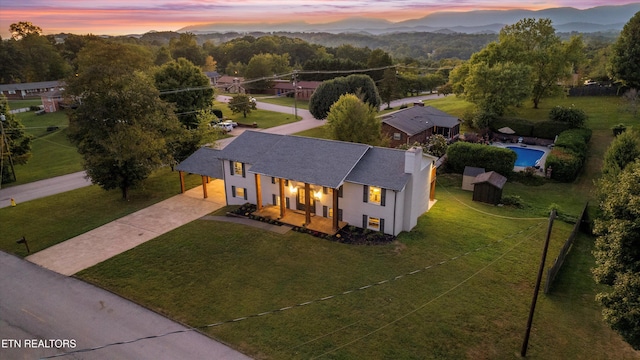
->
[292,70,298,119]
[521,209,556,357]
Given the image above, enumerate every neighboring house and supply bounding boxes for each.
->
[382,104,461,148]
[176,131,438,236]
[0,81,64,100]
[204,71,220,86]
[271,80,321,100]
[472,171,507,205]
[462,166,485,191]
[215,75,245,93]
[41,90,64,113]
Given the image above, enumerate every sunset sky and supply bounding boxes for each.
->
[0,1,637,38]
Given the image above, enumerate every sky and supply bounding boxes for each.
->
[0,0,637,38]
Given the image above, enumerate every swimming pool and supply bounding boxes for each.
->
[506,146,545,167]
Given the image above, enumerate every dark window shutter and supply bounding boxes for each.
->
[338,186,343,198]
[323,186,328,194]
[272,194,276,205]
[229,160,234,175]
[362,214,368,228]
[380,219,385,234]
[323,206,327,217]
[381,189,386,206]
[231,185,236,197]
[271,177,275,184]
[243,188,248,200]
[241,163,246,178]
[338,209,343,221]
[285,179,289,186]
[286,197,290,209]
[363,185,369,203]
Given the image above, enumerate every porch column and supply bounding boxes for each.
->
[202,176,208,198]
[333,187,339,231]
[304,183,311,225]
[179,171,185,193]
[279,178,286,218]
[255,174,263,210]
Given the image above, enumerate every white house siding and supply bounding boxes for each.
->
[340,182,397,235]
[222,161,257,206]
[402,157,433,231]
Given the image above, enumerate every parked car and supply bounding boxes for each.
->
[221,120,238,128]
[210,122,233,132]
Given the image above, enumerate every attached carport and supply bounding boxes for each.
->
[175,147,223,198]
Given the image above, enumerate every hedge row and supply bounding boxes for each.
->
[545,128,592,182]
[490,118,572,139]
[446,142,517,175]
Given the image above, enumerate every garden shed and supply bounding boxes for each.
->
[462,166,485,191]
[472,171,507,205]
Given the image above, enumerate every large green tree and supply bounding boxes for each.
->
[0,95,32,184]
[169,33,206,66]
[244,53,291,91]
[309,74,381,119]
[66,41,184,200]
[325,94,384,146]
[593,159,640,349]
[228,94,257,118]
[610,12,640,89]
[379,68,399,108]
[155,58,214,129]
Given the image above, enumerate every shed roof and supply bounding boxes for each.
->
[463,166,486,177]
[175,147,224,179]
[382,105,460,136]
[472,171,507,189]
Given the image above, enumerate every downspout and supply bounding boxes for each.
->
[393,191,398,236]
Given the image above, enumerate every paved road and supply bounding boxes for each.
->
[0,251,252,360]
[0,172,92,209]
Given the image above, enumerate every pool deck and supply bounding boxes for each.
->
[492,142,552,174]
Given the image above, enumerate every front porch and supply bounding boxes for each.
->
[253,205,348,235]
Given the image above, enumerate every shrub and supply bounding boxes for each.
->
[531,121,572,139]
[501,195,524,208]
[490,117,534,136]
[446,142,516,175]
[545,147,583,182]
[612,123,627,136]
[554,129,591,156]
[472,110,496,130]
[549,105,587,128]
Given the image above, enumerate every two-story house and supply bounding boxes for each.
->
[177,131,438,236]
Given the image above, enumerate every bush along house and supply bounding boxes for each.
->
[176,131,438,236]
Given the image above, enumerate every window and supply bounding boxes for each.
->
[236,187,245,198]
[393,132,401,140]
[233,161,243,176]
[232,186,247,200]
[369,186,382,205]
[368,216,380,230]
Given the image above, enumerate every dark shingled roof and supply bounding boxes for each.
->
[463,166,486,177]
[382,105,460,135]
[472,171,507,189]
[345,147,410,191]
[214,131,282,164]
[175,147,224,179]
[249,135,370,189]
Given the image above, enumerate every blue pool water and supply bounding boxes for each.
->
[506,146,545,167]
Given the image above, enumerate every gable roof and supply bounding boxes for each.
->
[0,81,64,92]
[214,131,282,165]
[175,147,224,179]
[382,105,460,136]
[463,166,486,177]
[472,171,507,189]
[345,147,410,191]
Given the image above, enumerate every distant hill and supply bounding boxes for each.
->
[179,4,640,35]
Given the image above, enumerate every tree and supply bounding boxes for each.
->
[17,33,71,82]
[154,46,173,66]
[0,95,32,184]
[379,68,399,108]
[309,74,381,119]
[610,12,640,89]
[169,33,206,66]
[155,58,214,129]
[366,49,393,81]
[244,53,291,91]
[498,18,584,108]
[549,105,588,128]
[66,41,183,200]
[325,94,384,146]
[228,94,256,118]
[593,160,640,349]
[10,22,42,40]
[601,130,640,177]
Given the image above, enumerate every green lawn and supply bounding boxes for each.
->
[253,94,310,110]
[77,180,636,359]
[0,168,202,257]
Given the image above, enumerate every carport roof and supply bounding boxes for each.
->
[175,147,224,179]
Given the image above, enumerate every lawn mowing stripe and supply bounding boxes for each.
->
[42,223,543,359]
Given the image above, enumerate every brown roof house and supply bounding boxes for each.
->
[472,171,507,205]
[271,80,321,100]
[382,104,461,147]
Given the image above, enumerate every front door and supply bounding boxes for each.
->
[296,188,315,213]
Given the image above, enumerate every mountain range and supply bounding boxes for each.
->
[179,4,640,35]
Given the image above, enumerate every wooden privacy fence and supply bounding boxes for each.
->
[544,202,589,294]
